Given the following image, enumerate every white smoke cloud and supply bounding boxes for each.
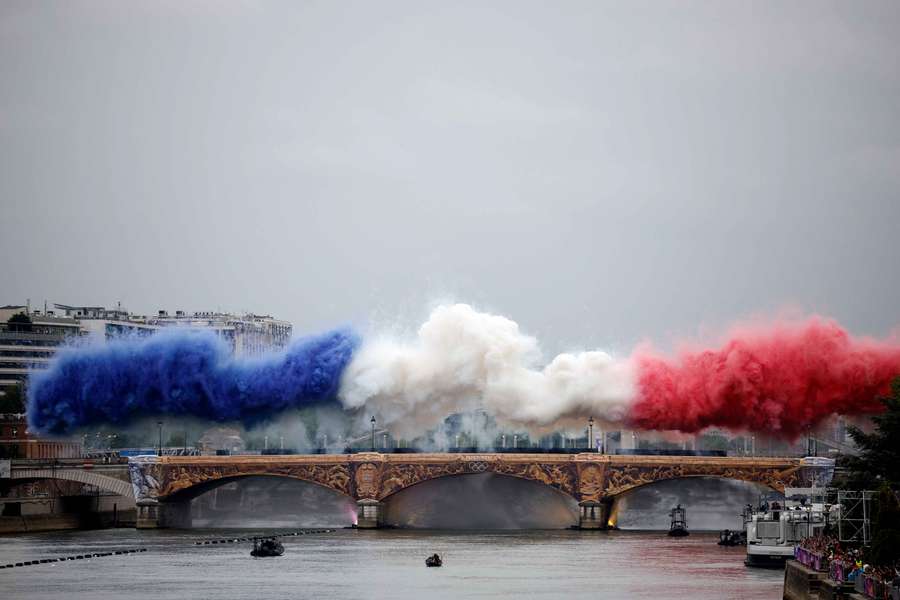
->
[338,304,636,438]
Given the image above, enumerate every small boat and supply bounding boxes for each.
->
[250,538,284,557]
[425,554,442,567]
[717,529,746,546]
[668,504,689,537]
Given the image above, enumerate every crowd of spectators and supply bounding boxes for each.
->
[798,535,900,597]
[799,535,862,573]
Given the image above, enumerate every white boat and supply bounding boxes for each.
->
[745,487,837,567]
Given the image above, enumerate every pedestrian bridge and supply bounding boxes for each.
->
[128,453,828,529]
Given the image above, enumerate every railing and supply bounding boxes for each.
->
[829,560,852,583]
[794,547,826,571]
[795,541,899,599]
[855,573,900,600]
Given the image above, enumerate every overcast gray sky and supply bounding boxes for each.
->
[2,0,899,354]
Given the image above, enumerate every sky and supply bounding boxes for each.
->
[2,0,899,355]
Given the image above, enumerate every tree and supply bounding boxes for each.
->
[869,484,900,566]
[0,385,25,413]
[6,312,32,333]
[844,377,900,489]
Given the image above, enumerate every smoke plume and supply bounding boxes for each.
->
[629,318,900,437]
[28,328,358,435]
[25,303,900,440]
[338,304,635,438]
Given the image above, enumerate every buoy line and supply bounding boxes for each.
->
[193,528,336,545]
[0,548,147,570]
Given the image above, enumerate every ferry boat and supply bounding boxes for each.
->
[744,487,835,567]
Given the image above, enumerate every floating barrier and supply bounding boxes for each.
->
[193,528,335,545]
[0,548,148,569]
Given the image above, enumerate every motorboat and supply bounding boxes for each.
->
[718,529,747,546]
[250,538,284,557]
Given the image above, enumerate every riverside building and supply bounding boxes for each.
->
[0,301,293,459]
[54,304,292,357]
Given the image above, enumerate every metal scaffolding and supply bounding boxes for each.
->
[832,490,878,545]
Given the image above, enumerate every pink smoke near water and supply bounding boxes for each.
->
[628,317,900,438]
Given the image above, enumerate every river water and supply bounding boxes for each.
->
[1,528,782,599]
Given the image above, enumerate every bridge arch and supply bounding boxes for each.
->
[375,458,578,502]
[606,475,770,530]
[602,461,802,498]
[163,472,355,503]
[380,471,579,529]
[11,468,134,499]
[153,461,354,502]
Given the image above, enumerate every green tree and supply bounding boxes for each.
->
[6,312,32,333]
[869,484,900,566]
[0,385,25,413]
[845,377,900,488]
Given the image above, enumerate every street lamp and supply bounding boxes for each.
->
[588,416,594,452]
[157,421,163,456]
[370,416,376,452]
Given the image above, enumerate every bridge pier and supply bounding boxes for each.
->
[136,500,192,529]
[356,499,383,529]
[578,500,611,530]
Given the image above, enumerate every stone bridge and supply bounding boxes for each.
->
[9,463,134,499]
[129,453,824,529]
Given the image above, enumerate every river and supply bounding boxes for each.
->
[1,528,782,599]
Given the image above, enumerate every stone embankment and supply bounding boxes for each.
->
[0,509,136,535]
[783,560,871,600]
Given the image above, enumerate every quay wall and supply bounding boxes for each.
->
[0,510,135,535]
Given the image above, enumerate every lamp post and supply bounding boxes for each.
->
[157,421,163,456]
[588,416,594,452]
[370,416,376,452]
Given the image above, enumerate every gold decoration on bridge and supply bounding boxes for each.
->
[377,458,576,499]
[577,464,606,502]
[603,463,801,496]
[144,455,804,503]
[354,463,381,499]
[156,462,353,498]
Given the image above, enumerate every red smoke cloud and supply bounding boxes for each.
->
[629,318,900,438]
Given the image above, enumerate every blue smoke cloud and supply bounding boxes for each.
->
[27,327,360,435]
